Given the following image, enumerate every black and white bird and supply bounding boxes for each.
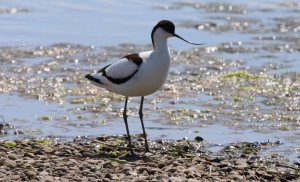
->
[85,20,203,155]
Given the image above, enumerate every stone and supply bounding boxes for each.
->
[43,176,54,182]
[25,170,36,178]
[137,166,149,174]
[126,170,138,176]
[39,171,49,176]
[122,166,132,174]
[7,154,18,160]
[55,166,68,172]
[234,159,248,169]
[89,166,97,172]
[176,165,185,171]
[168,176,187,181]
[44,147,54,154]
[102,161,112,168]
[8,175,20,181]
[232,174,244,181]
[194,136,204,142]
[217,161,229,168]
[243,170,255,176]
[87,174,99,179]
[157,161,167,168]
[24,152,35,158]
[74,152,82,157]
[4,159,17,168]
[60,177,70,182]
[69,158,78,164]
[136,176,149,181]
[156,173,170,181]
[87,177,98,182]
[187,179,201,182]
[163,165,176,173]
[86,159,99,164]
[104,173,119,180]
[55,151,67,156]
[142,170,149,176]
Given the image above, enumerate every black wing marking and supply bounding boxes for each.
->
[85,64,111,85]
[85,74,104,84]
[103,69,139,84]
[97,64,111,73]
[102,53,143,85]
[123,53,143,66]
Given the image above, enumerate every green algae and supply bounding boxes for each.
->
[38,115,71,122]
[233,97,243,102]
[281,115,299,122]
[4,141,17,147]
[15,129,41,135]
[39,116,52,121]
[277,125,291,131]
[243,146,254,154]
[201,109,210,113]
[35,138,53,146]
[70,98,86,104]
[223,70,259,79]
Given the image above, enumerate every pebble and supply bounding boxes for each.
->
[86,159,99,164]
[102,161,112,168]
[229,171,239,176]
[7,175,20,181]
[43,176,54,182]
[188,179,201,182]
[57,166,69,172]
[25,170,36,179]
[104,173,119,180]
[24,152,35,158]
[169,176,187,181]
[163,165,176,173]
[176,165,185,171]
[4,159,17,168]
[256,170,274,180]
[194,136,204,142]
[232,174,244,180]
[136,176,149,181]
[234,159,248,169]
[7,154,18,160]
[217,161,229,168]
[141,170,149,176]
[122,166,132,173]
[44,147,54,154]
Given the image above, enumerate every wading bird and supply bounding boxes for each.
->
[85,20,203,155]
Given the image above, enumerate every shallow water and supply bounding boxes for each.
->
[0,0,300,161]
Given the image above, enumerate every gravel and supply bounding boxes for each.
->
[0,136,299,181]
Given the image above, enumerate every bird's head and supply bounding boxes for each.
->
[151,20,205,48]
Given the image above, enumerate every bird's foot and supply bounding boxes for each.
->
[121,151,142,161]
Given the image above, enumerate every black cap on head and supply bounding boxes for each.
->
[156,20,175,34]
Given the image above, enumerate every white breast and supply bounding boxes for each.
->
[109,50,171,96]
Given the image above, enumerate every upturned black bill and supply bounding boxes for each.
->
[173,33,205,45]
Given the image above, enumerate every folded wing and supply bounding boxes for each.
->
[86,53,143,85]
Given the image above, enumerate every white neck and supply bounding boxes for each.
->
[152,29,170,54]
[153,37,168,54]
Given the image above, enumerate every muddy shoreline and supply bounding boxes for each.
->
[0,136,299,181]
